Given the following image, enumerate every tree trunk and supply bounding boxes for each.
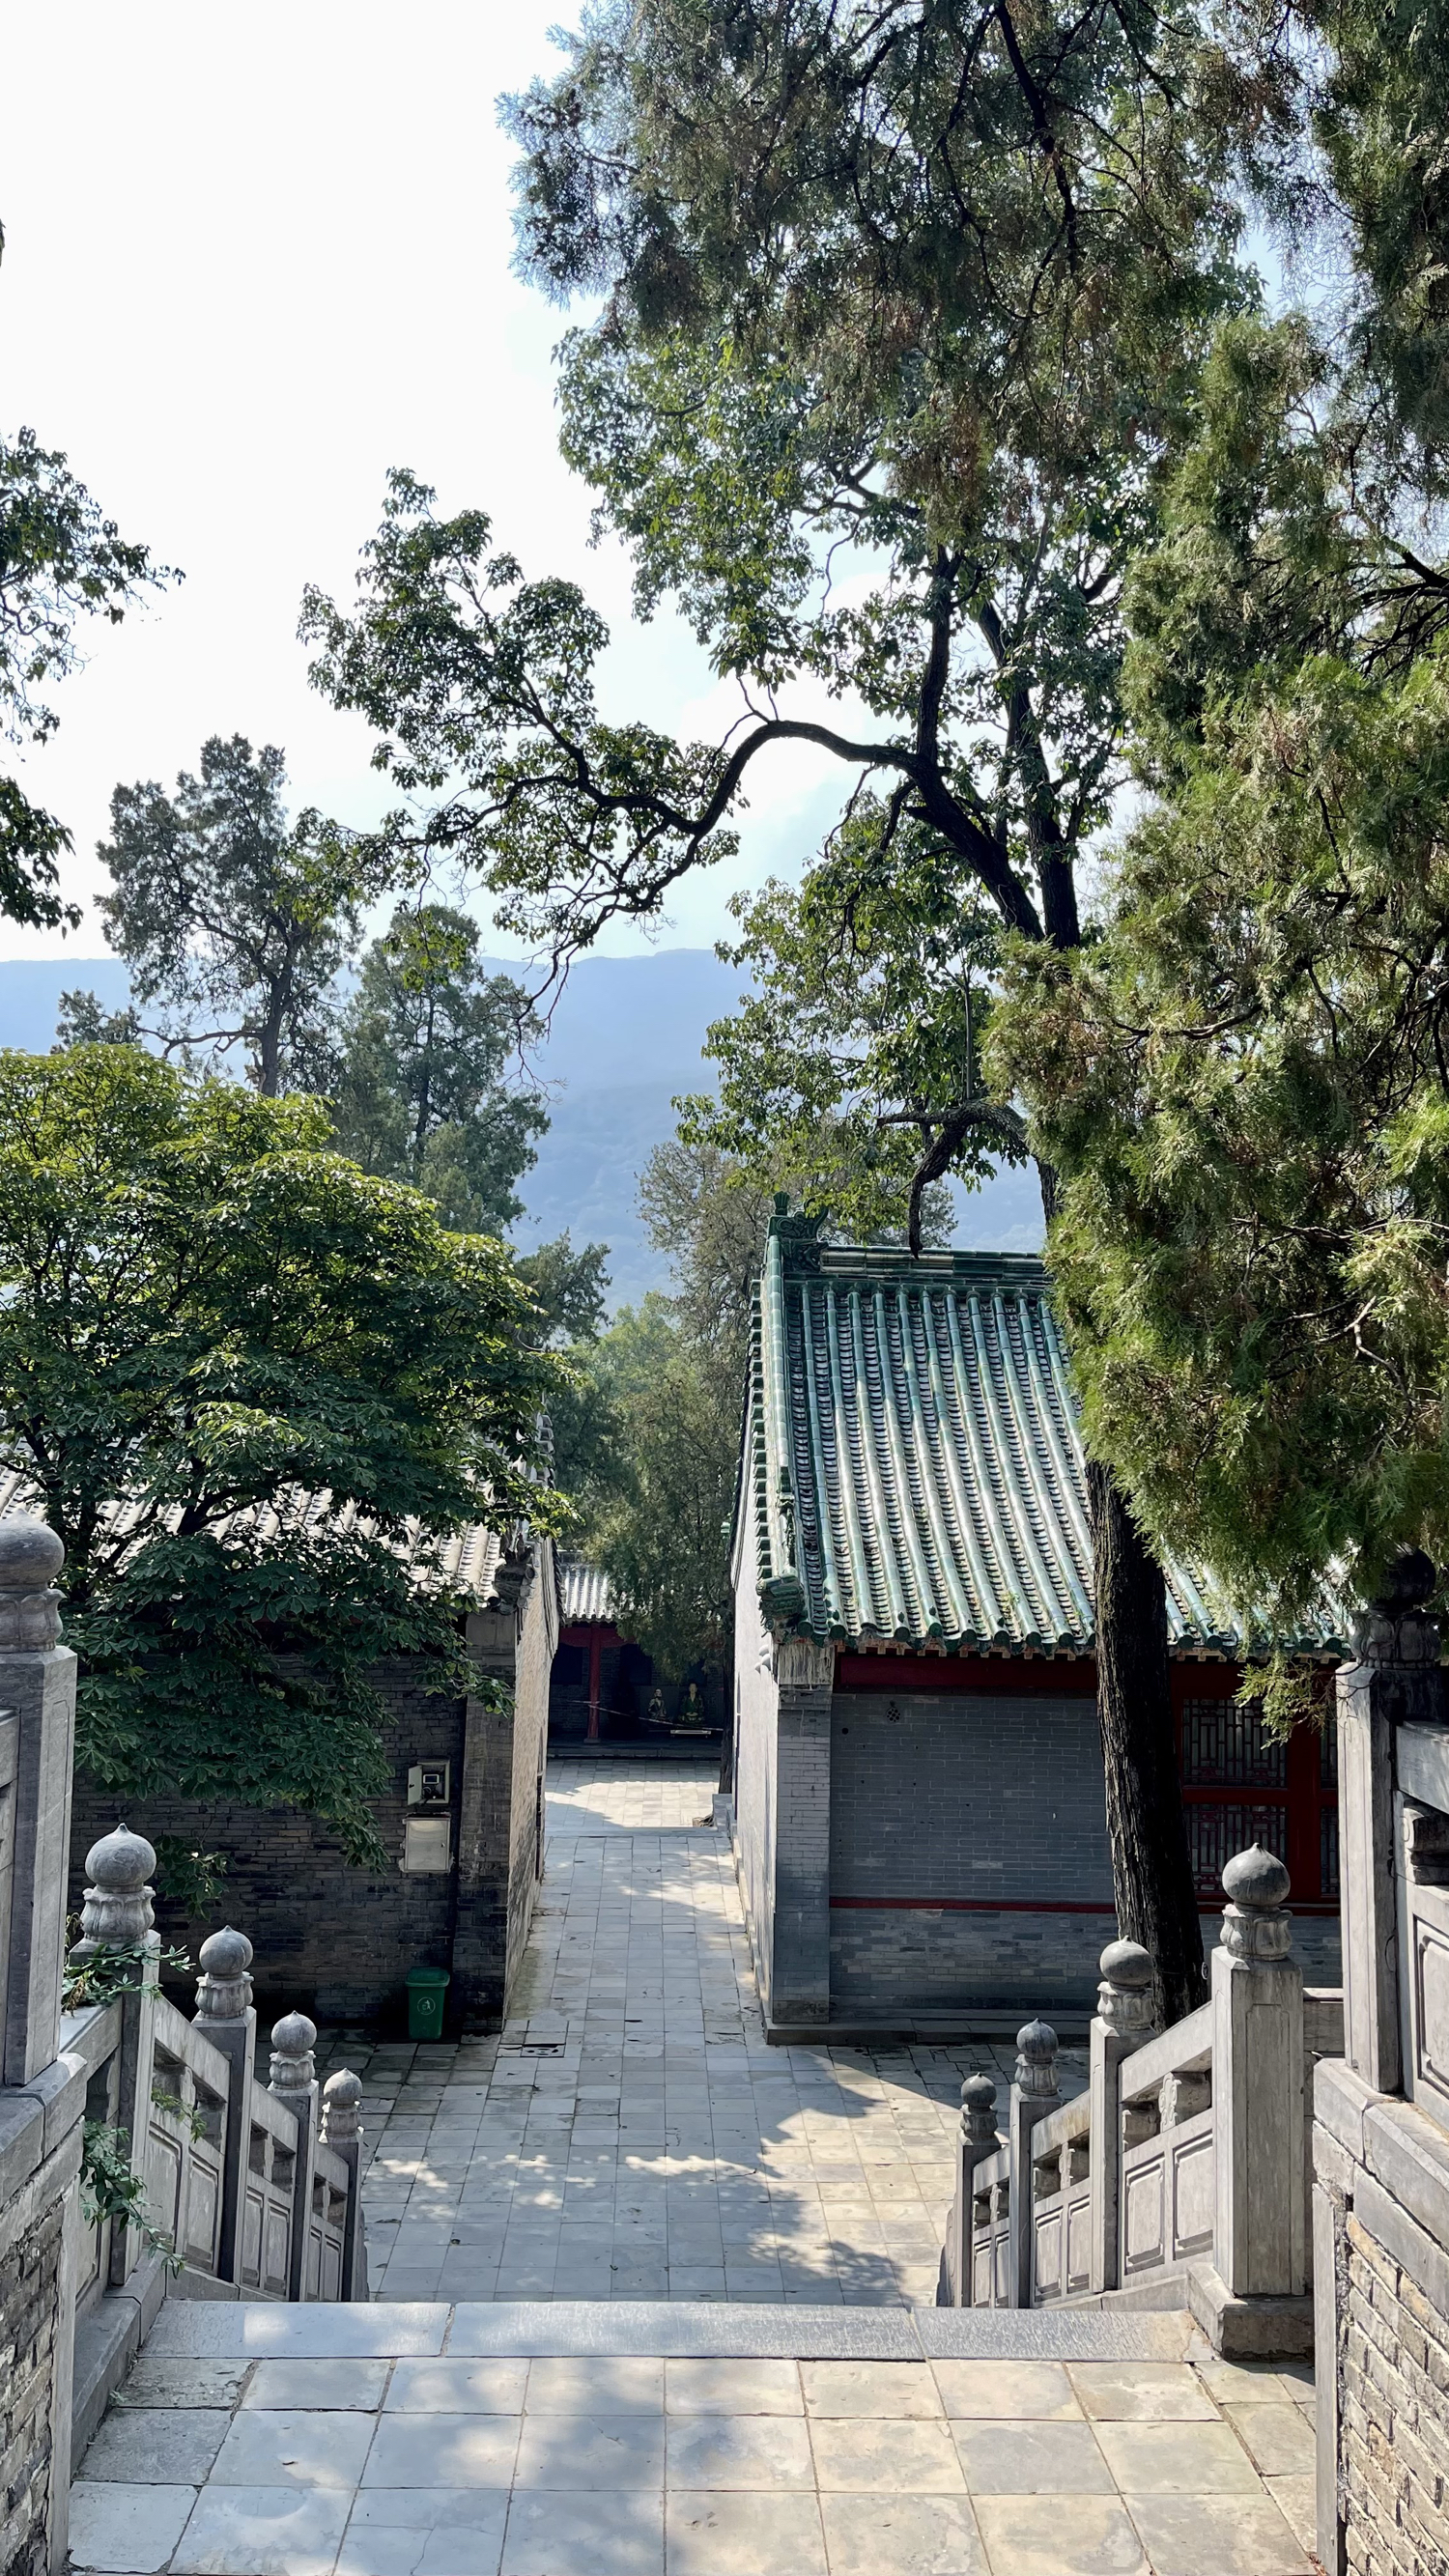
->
[1087,1456,1207,2025]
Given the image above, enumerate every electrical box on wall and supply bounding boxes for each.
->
[407,1760,451,1808]
[401,1815,451,1874]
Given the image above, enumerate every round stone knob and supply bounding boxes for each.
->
[269,2010,318,2092]
[198,1926,253,1979]
[960,2071,998,2146]
[1014,2018,1060,2095]
[1222,1844,1291,1911]
[322,2067,363,2144]
[195,1926,254,2022]
[0,1514,64,1591]
[71,1824,156,1957]
[85,1826,156,1892]
[1098,1939,1152,1989]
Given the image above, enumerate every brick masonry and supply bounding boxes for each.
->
[1321,2188,1449,2573]
[0,2130,77,2576]
[67,1548,558,2033]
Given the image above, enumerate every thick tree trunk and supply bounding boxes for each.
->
[1087,1456,1207,2025]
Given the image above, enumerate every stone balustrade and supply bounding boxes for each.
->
[0,1512,368,2576]
[940,1838,1322,2359]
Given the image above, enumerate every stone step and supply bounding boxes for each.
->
[142,2297,1195,2364]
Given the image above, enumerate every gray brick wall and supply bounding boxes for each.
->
[731,1514,781,2015]
[68,1543,559,2035]
[831,1688,1112,1905]
[0,2129,73,2576]
[71,1660,469,2027]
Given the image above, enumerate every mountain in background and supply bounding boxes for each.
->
[0,949,1042,1302]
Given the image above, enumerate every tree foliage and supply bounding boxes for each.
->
[0,419,171,928]
[994,297,1449,1628]
[330,901,547,1232]
[675,816,1009,1248]
[0,1047,563,1854]
[90,735,377,1095]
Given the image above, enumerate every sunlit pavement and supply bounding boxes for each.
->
[315,1761,1086,2309]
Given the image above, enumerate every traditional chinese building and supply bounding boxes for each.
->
[731,1217,1344,2040]
[0,1472,558,2035]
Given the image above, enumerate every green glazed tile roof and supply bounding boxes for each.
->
[743,1225,1342,1657]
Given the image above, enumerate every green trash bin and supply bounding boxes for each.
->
[406,1966,450,2040]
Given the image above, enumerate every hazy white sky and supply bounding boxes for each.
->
[0,1,848,965]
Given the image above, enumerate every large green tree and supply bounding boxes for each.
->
[85,734,376,1095]
[0,1046,562,1855]
[673,827,1011,1250]
[298,0,1271,2012]
[330,901,547,1231]
[0,420,171,929]
[993,298,1449,1646]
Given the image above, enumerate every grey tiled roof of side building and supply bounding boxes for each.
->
[556,1557,616,1626]
[0,1464,508,1601]
[738,1218,1348,1659]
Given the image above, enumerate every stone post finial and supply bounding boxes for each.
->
[960,2072,999,2150]
[70,1825,156,1959]
[0,1512,65,1649]
[1013,2018,1060,2098]
[321,2066,363,2145]
[1219,1843,1293,1963]
[195,1926,254,2022]
[269,2010,317,2093]
[1096,1939,1156,2039]
[1355,1546,1440,1666]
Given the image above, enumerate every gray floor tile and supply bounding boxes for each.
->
[209,2409,376,2490]
[666,2490,827,2575]
[1123,2491,1313,2575]
[385,2364,529,2415]
[69,2482,198,2574]
[172,2485,354,2576]
[512,2416,666,2488]
[499,2487,664,2575]
[952,2420,1117,2495]
[817,2492,988,2574]
[244,2364,391,2414]
[79,2411,232,2485]
[362,2416,521,2487]
[970,2494,1148,2576]
[335,2490,509,2576]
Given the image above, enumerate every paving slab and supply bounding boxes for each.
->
[312,1760,1087,2310]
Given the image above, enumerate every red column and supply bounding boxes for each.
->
[586,1628,602,1742]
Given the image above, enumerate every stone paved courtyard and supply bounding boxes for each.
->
[314,1762,1088,2307]
[70,2303,1320,2576]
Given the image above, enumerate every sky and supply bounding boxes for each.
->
[0,1,849,966]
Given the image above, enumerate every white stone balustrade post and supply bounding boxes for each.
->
[1008,2019,1062,2308]
[944,2071,1001,2307]
[1089,1938,1156,2295]
[1212,1844,1305,2299]
[0,1514,76,2086]
[269,2009,320,2302]
[71,1826,162,2287]
[321,2067,368,2301]
[1338,1551,1441,2095]
[193,1927,256,2284]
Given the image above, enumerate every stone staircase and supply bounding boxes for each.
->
[69,2295,1320,2576]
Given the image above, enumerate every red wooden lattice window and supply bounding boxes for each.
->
[1172,1668,1338,1911]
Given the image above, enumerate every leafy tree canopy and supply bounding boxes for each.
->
[0,1046,563,1855]
[330,901,547,1232]
[675,811,1011,1249]
[0,418,172,929]
[88,734,379,1096]
[992,301,1449,1628]
[514,1230,611,1345]
[561,1293,737,1685]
